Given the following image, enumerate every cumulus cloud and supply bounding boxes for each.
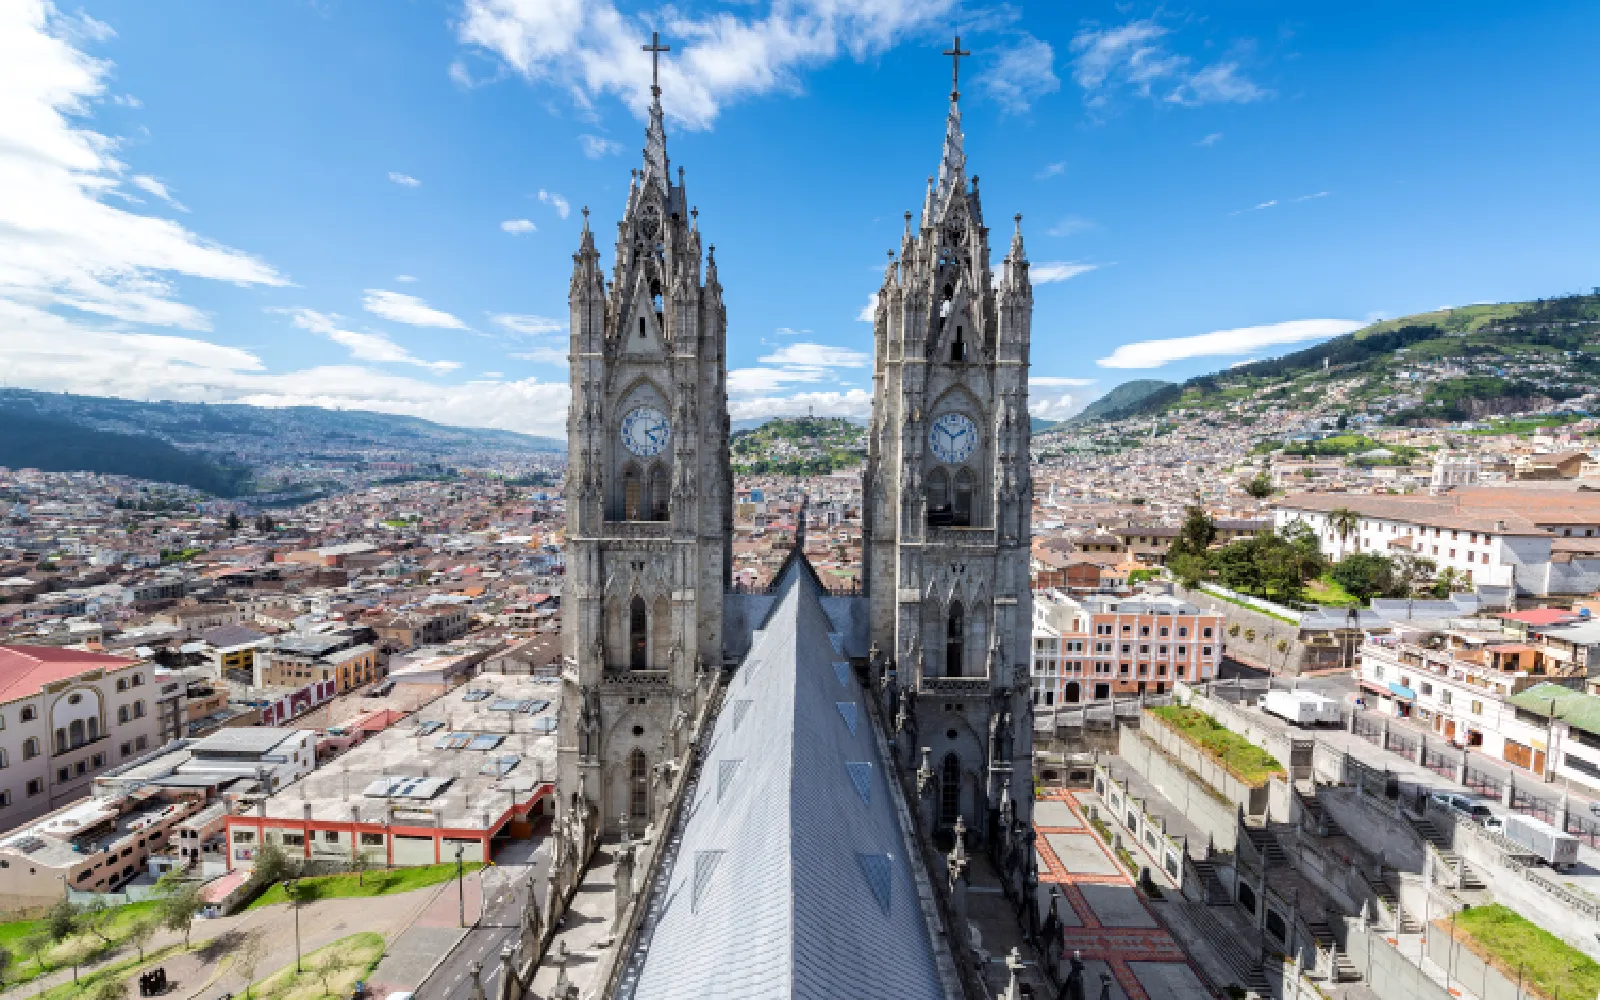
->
[1097,319,1362,369]
[1032,376,1097,387]
[578,134,623,158]
[457,0,958,129]
[538,189,571,219]
[362,289,468,329]
[0,1,284,331]
[501,219,536,234]
[979,34,1059,114]
[856,292,879,322]
[1030,392,1082,422]
[493,313,564,336]
[1068,18,1268,110]
[511,346,568,366]
[1031,262,1097,284]
[730,340,868,400]
[728,389,873,422]
[388,171,421,187]
[758,343,868,367]
[282,308,460,373]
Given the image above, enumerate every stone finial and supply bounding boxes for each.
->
[1002,948,1024,1000]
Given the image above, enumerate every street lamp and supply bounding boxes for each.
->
[283,879,302,974]
[456,844,466,928]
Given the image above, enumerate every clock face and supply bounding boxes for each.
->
[929,412,978,464]
[620,406,671,458]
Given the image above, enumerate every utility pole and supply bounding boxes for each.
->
[456,844,466,927]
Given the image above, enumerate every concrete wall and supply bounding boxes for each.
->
[1426,923,1528,1000]
[1344,920,1454,1000]
[1317,785,1427,874]
[1176,585,1313,675]
[1139,710,1271,815]
[1116,725,1239,851]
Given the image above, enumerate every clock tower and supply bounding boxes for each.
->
[557,49,731,836]
[863,41,1035,846]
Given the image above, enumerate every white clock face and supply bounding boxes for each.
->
[929,412,977,464]
[620,406,671,458]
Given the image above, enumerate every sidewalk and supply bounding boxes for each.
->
[368,869,484,994]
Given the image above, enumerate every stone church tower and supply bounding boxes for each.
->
[557,68,731,836]
[864,65,1036,845]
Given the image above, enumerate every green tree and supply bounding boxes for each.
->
[79,897,117,945]
[226,511,242,532]
[58,937,103,984]
[1392,553,1437,596]
[1327,507,1360,557]
[154,870,203,946]
[1432,567,1461,598]
[0,943,12,985]
[1172,504,1217,558]
[18,930,51,977]
[249,838,298,892]
[1329,553,1397,601]
[45,898,79,943]
[1245,472,1273,499]
[233,931,267,999]
[89,976,130,1000]
[311,949,354,997]
[125,914,158,962]
[1336,412,1349,431]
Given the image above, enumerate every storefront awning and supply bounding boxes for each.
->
[1388,682,1417,701]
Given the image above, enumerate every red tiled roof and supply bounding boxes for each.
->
[0,645,139,704]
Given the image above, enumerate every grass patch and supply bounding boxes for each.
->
[0,901,163,985]
[1148,705,1285,787]
[34,942,183,1000]
[1449,904,1600,1000]
[248,931,386,1000]
[1199,586,1299,624]
[1306,574,1361,608]
[248,862,483,909]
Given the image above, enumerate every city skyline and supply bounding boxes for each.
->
[4,0,1598,438]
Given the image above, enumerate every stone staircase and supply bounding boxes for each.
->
[1297,787,1344,837]
[1458,860,1486,892]
[1188,858,1231,905]
[1305,920,1361,982]
[1177,901,1272,995]
[1363,868,1414,931]
[1244,825,1288,867]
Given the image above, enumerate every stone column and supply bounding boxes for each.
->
[613,834,636,931]
[1501,773,1515,808]
[1455,754,1468,786]
[1414,734,1427,768]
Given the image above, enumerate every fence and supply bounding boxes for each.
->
[1566,809,1600,848]
[1510,787,1555,825]
[1421,746,1457,780]
[1462,763,1501,797]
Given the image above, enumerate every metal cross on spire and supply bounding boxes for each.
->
[943,35,971,102]
[643,31,670,97]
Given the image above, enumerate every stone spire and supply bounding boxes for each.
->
[644,91,669,194]
[932,101,966,218]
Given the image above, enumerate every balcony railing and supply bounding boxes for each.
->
[601,520,672,539]
[919,675,991,696]
[603,668,671,687]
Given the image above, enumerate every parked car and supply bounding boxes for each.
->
[1431,792,1495,825]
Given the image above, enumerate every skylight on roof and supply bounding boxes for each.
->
[856,852,892,915]
[529,717,558,733]
[434,733,473,750]
[479,755,520,776]
[414,720,445,736]
[836,702,858,736]
[846,761,872,805]
[462,689,492,702]
[833,661,851,687]
[691,850,725,914]
[730,700,753,732]
[466,734,505,751]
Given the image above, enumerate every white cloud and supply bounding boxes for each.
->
[362,289,468,330]
[501,218,536,234]
[0,303,569,434]
[511,346,568,365]
[1046,216,1095,238]
[1031,262,1097,284]
[1096,319,1362,369]
[448,61,475,88]
[758,343,868,367]
[979,35,1059,114]
[578,134,623,158]
[0,1,284,330]
[388,171,421,188]
[1197,131,1223,147]
[1294,191,1330,203]
[1035,161,1067,180]
[480,371,503,379]
[130,175,187,212]
[1069,18,1267,110]
[856,292,879,322]
[395,274,418,283]
[728,389,873,422]
[493,313,565,336]
[1031,376,1097,387]
[283,308,460,373]
[457,0,957,129]
[1030,391,1082,421]
[538,189,570,219]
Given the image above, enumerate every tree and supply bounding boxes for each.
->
[88,974,130,1000]
[79,897,116,945]
[249,839,298,892]
[1245,472,1273,499]
[58,937,103,984]
[226,511,242,532]
[1329,553,1397,601]
[125,914,158,962]
[19,931,51,977]
[1327,507,1360,558]
[1432,567,1461,598]
[1336,412,1349,431]
[1392,553,1437,596]
[233,932,266,999]
[1172,504,1217,558]
[45,898,79,943]
[0,943,12,986]
[311,949,354,997]
[350,851,371,887]
[154,870,202,946]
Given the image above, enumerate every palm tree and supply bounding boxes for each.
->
[1328,507,1360,559]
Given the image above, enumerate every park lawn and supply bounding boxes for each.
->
[249,931,386,1000]
[1450,904,1600,1000]
[34,942,183,1000]
[248,862,484,909]
[1306,575,1361,608]
[0,900,163,984]
[1148,705,1285,787]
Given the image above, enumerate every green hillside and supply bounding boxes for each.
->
[1066,379,1177,425]
[1083,293,1600,423]
[0,408,251,496]
[730,417,865,475]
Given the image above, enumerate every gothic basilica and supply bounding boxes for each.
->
[521,37,1047,1000]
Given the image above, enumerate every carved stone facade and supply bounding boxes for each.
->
[557,82,731,837]
[863,94,1036,845]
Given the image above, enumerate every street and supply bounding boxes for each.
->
[414,834,549,1000]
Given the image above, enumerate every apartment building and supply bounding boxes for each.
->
[1031,590,1223,706]
[1276,487,1600,597]
[0,646,179,833]
[369,606,471,653]
[263,627,382,693]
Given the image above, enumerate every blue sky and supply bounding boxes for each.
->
[4,1,1598,437]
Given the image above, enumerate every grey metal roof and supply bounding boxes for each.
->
[190,727,298,756]
[627,557,945,1000]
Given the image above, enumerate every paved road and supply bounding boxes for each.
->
[416,836,549,1000]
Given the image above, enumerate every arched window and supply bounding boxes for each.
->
[117,679,128,692]
[87,717,98,741]
[69,720,85,749]
[0,748,8,768]
[1065,682,1081,704]
[951,324,965,363]
[946,601,965,678]
[630,749,650,820]
[20,707,36,722]
[648,464,669,521]
[953,468,974,527]
[940,753,961,825]
[629,597,648,670]
[926,468,950,526]
[623,464,643,520]
[652,597,671,670]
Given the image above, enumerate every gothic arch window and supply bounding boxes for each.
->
[940,753,961,825]
[638,316,647,338]
[947,601,965,678]
[652,597,671,670]
[926,468,950,526]
[953,468,974,527]
[648,463,669,521]
[629,597,648,670]
[650,279,663,321]
[630,749,650,821]
[623,463,643,521]
[951,324,965,363]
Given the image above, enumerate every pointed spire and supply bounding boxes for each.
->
[644,91,669,192]
[1009,213,1026,260]
[580,205,595,254]
[933,101,966,215]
